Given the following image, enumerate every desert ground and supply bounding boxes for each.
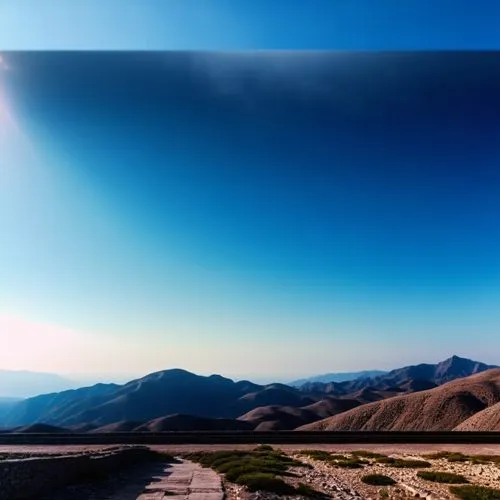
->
[2,444,500,499]
[2,443,500,455]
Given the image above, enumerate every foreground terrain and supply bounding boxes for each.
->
[1,445,500,499]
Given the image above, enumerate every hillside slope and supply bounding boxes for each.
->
[299,368,500,431]
[299,356,496,396]
[454,401,500,431]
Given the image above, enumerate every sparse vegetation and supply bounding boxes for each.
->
[335,458,365,468]
[424,451,469,461]
[296,482,328,498]
[361,474,396,486]
[390,459,432,468]
[417,471,469,484]
[299,450,333,460]
[185,448,311,494]
[422,452,500,465]
[450,485,500,499]
[254,444,275,452]
[352,450,388,459]
[236,473,296,494]
[470,455,500,465]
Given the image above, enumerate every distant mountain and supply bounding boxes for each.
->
[290,370,387,386]
[0,370,78,398]
[1,356,496,431]
[297,356,496,395]
[1,369,310,428]
[370,355,497,387]
[4,383,120,427]
[0,397,22,423]
[13,423,68,434]
[299,368,500,431]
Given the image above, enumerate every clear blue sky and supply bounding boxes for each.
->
[0,0,499,50]
[0,3,500,382]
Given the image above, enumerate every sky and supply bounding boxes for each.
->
[0,3,499,384]
[0,0,500,50]
[1,51,500,382]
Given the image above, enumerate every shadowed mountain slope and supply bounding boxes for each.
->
[13,423,69,433]
[290,370,387,386]
[136,414,254,432]
[454,401,500,431]
[298,369,500,431]
[298,356,496,396]
[2,369,308,427]
[2,357,496,430]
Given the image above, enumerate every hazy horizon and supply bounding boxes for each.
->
[0,352,487,390]
[1,51,500,379]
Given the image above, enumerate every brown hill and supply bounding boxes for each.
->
[298,369,500,431]
[13,423,68,433]
[238,405,317,431]
[298,356,496,396]
[238,397,362,430]
[89,420,143,433]
[136,413,254,432]
[454,402,500,431]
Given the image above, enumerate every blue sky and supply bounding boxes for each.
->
[0,3,499,383]
[0,0,499,50]
[1,51,500,381]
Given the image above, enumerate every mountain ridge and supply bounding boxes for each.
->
[1,355,497,431]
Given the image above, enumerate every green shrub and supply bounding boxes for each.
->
[225,464,293,482]
[375,457,396,464]
[254,444,274,452]
[352,450,388,459]
[236,473,296,494]
[470,455,500,465]
[417,471,469,484]
[450,485,500,499]
[361,474,396,486]
[212,455,252,470]
[296,482,326,498]
[300,450,332,460]
[379,488,390,498]
[336,458,364,468]
[188,448,304,488]
[424,451,467,460]
[390,459,431,468]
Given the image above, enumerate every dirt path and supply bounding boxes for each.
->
[38,459,223,500]
[137,460,223,500]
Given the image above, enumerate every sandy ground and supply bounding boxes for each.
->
[2,445,500,499]
[1,443,500,455]
[289,452,500,500]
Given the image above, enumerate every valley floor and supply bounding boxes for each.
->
[38,459,224,500]
[2,443,500,455]
[2,445,500,499]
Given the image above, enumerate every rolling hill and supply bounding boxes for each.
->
[1,356,496,431]
[290,370,387,386]
[135,414,254,432]
[1,369,315,428]
[299,368,500,431]
[453,401,500,431]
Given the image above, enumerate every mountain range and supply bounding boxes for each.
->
[1,356,498,432]
[290,370,387,386]
[0,370,78,398]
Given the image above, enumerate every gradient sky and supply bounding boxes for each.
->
[0,0,500,50]
[1,51,500,381]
